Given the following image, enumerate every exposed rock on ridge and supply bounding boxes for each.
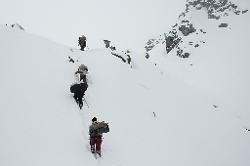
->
[145,0,248,59]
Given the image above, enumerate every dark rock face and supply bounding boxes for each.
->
[144,0,248,59]
[10,23,25,31]
[103,40,111,48]
[145,39,156,52]
[165,31,182,54]
[68,56,75,63]
[200,29,207,34]
[186,0,246,19]
[242,9,248,14]
[218,23,228,28]
[179,24,196,36]
[162,19,196,58]
[177,49,190,58]
[194,44,199,48]
[111,51,132,65]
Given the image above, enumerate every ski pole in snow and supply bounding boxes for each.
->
[83,96,89,108]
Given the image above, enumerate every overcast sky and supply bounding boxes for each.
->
[0,0,186,52]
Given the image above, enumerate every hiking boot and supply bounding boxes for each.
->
[96,150,101,157]
[91,146,95,153]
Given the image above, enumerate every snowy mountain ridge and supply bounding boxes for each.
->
[145,0,248,58]
[145,0,250,139]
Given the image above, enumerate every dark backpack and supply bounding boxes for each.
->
[70,83,88,94]
[98,123,110,134]
[70,84,77,93]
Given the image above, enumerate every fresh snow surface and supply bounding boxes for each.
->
[0,24,250,166]
[149,2,250,131]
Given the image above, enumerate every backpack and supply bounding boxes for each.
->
[98,122,110,134]
[70,83,88,94]
[89,121,110,136]
[70,84,77,93]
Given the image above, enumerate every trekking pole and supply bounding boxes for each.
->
[83,97,89,108]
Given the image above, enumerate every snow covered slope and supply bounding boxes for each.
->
[147,0,250,129]
[0,24,250,166]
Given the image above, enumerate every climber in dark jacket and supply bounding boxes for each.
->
[78,35,86,51]
[70,82,88,109]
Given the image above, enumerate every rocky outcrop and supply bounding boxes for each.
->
[145,0,248,59]
[145,39,157,52]
[10,23,25,31]
[178,22,196,36]
[111,51,132,65]
[185,0,246,19]
[218,23,228,28]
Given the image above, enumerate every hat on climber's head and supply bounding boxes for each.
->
[92,117,97,122]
